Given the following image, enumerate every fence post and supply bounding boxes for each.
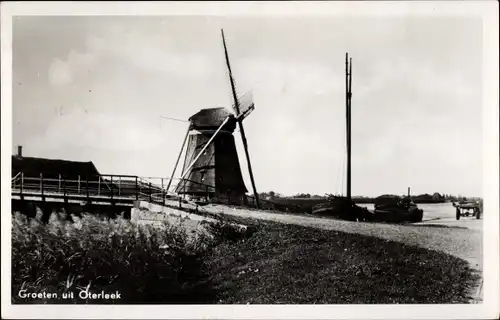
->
[118,177,121,196]
[98,176,101,196]
[135,176,139,201]
[86,176,89,199]
[63,177,67,197]
[149,182,152,202]
[78,175,81,194]
[110,176,114,200]
[41,173,46,203]
[20,172,24,194]
[161,178,165,205]
[58,174,61,193]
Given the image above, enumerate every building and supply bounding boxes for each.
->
[12,146,103,193]
[12,146,101,180]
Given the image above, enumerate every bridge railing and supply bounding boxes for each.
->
[11,172,188,203]
[11,172,224,207]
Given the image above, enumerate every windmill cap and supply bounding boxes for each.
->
[189,107,236,131]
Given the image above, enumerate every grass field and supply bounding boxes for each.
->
[12,212,216,304]
[11,211,480,304]
[206,216,480,304]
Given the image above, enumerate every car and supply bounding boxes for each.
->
[453,201,482,220]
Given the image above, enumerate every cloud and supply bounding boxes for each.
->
[95,26,216,79]
[357,57,479,106]
[235,58,342,96]
[28,106,165,152]
[48,58,73,86]
[47,27,215,89]
[47,46,100,87]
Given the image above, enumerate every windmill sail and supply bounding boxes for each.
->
[234,91,255,121]
[221,28,261,209]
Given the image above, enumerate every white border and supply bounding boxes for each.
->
[1,1,498,319]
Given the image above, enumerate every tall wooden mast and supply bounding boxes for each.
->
[346,53,352,200]
[221,29,261,209]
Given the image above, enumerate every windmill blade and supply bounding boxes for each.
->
[237,104,254,122]
[234,91,255,121]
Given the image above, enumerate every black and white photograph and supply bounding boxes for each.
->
[1,1,498,319]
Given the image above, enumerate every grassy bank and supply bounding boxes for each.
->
[206,217,480,304]
[12,212,479,304]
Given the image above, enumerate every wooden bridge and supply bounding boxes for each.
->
[10,172,219,218]
[11,173,179,206]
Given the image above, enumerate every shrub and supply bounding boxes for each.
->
[201,215,258,245]
[11,212,216,304]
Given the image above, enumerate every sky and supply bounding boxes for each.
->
[12,15,483,197]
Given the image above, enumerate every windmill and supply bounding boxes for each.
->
[166,29,260,208]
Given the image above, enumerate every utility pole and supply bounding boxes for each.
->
[346,53,352,200]
[221,29,261,209]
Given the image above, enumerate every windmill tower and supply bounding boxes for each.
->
[173,107,248,204]
[169,29,260,207]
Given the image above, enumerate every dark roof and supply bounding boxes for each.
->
[12,155,101,178]
[189,108,236,131]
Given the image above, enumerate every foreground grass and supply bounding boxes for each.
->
[12,212,217,304]
[205,217,480,304]
[12,212,479,304]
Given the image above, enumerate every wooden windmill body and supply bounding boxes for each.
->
[174,107,248,204]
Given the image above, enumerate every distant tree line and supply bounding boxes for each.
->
[411,193,446,204]
[258,191,324,200]
[258,191,481,204]
[258,191,282,200]
[354,193,479,204]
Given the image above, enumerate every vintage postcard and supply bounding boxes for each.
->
[1,1,498,319]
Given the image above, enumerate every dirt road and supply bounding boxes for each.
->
[213,205,481,267]
[168,200,482,270]
[164,199,484,301]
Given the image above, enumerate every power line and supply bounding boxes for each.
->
[159,116,189,123]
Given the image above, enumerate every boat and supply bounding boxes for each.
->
[312,194,372,221]
[311,54,371,221]
[311,53,424,223]
[372,195,424,223]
